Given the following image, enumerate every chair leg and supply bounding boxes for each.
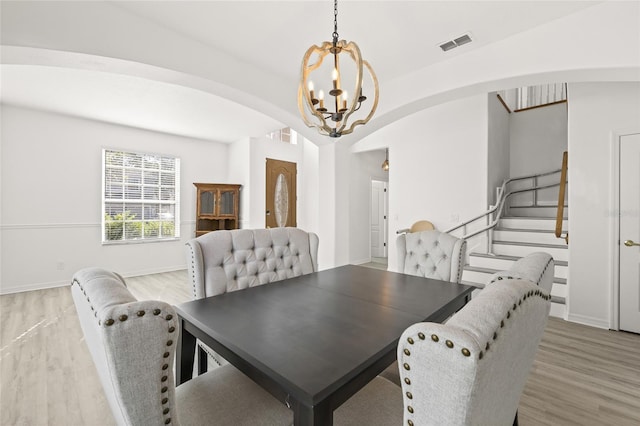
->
[513,410,518,426]
[198,345,208,375]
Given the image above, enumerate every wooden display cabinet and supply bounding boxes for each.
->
[194,183,241,236]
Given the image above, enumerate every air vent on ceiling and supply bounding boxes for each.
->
[439,32,473,52]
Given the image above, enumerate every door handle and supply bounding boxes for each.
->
[624,240,640,247]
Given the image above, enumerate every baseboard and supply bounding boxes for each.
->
[567,312,610,330]
[351,258,372,265]
[0,265,187,295]
[0,279,70,295]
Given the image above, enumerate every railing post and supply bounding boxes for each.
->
[532,176,538,206]
[487,207,494,255]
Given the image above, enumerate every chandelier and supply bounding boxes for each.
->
[298,0,379,138]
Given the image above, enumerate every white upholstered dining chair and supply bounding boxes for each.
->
[396,229,467,283]
[70,267,293,426]
[185,227,319,371]
[383,229,467,384]
[337,275,551,426]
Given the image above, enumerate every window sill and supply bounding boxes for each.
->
[102,237,181,246]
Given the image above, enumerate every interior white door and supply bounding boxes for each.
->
[619,133,640,334]
[370,181,386,258]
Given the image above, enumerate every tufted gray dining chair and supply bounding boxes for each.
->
[70,267,293,426]
[396,229,467,283]
[185,227,319,372]
[381,229,467,385]
[335,274,552,425]
[395,277,551,426]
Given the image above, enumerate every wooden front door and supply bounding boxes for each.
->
[266,158,297,228]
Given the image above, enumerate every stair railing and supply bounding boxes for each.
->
[444,168,563,252]
[556,151,568,243]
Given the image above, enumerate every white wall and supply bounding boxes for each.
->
[227,137,251,228]
[299,138,320,236]
[0,105,228,293]
[318,143,337,269]
[510,102,568,205]
[567,82,640,328]
[334,142,352,267]
[0,107,323,293]
[487,93,510,206]
[351,94,489,272]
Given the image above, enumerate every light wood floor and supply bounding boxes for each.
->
[1,269,639,425]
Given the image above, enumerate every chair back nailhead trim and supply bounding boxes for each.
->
[398,284,551,424]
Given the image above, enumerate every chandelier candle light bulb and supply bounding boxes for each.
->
[318,90,326,111]
[308,81,316,104]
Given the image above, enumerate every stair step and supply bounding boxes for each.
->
[463,264,566,285]
[462,266,567,298]
[461,280,485,289]
[508,205,567,218]
[494,228,568,245]
[468,253,568,278]
[469,252,568,266]
[500,216,568,231]
[549,302,566,318]
[492,240,568,261]
[464,265,497,274]
[462,279,566,318]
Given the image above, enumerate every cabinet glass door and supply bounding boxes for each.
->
[219,190,236,216]
[200,191,216,215]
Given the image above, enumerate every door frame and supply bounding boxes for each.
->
[609,129,640,330]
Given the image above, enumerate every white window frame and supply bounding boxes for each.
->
[266,127,297,144]
[102,148,180,244]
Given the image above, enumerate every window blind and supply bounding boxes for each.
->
[102,149,180,243]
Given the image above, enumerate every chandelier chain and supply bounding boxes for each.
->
[332,0,339,42]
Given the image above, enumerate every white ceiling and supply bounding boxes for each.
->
[0,1,599,143]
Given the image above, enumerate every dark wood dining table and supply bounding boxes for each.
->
[175,264,474,426]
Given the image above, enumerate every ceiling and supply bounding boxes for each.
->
[0,1,599,144]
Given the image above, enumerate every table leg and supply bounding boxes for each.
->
[198,345,208,375]
[292,399,332,426]
[176,318,196,385]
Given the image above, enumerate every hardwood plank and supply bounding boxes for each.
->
[1,271,639,425]
[518,317,640,426]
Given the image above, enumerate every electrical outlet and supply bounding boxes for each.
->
[450,213,460,223]
[56,261,65,271]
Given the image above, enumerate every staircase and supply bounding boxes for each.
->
[462,211,568,318]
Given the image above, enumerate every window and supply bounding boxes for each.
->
[266,127,297,144]
[102,149,180,243]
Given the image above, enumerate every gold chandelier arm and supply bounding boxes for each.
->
[299,43,335,133]
[341,59,379,136]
